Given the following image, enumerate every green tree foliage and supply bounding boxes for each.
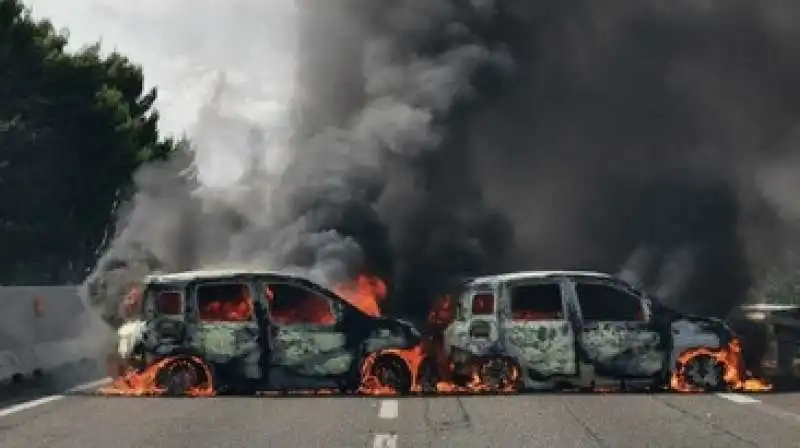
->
[0,0,178,284]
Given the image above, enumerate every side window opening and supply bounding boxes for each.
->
[265,283,336,325]
[197,282,254,322]
[575,282,645,322]
[510,283,564,320]
[471,293,495,315]
[155,290,182,316]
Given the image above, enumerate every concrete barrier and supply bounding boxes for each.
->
[0,286,98,384]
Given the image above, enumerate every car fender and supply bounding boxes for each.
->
[669,317,732,373]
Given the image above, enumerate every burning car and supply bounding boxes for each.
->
[106,269,424,396]
[426,270,770,393]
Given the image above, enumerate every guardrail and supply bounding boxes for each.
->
[0,286,101,384]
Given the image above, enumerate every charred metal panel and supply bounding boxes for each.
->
[364,327,410,353]
[669,318,724,371]
[443,321,470,357]
[271,328,354,376]
[194,323,256,357]
[580,323,662,377]
[502,321,577,376]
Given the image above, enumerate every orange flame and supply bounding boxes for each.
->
[356,292,522,397]
[333,274,387,317]
[357,344,522,396]
[101,356,215,397]
[671,338,772,392]
[102,281,774,398]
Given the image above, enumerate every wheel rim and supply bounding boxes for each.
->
[479,358,519,390]
[682,354,725,390]
[372,357,410,392]
[157,358,207,395]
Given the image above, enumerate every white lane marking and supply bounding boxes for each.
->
[0,377,111,418]
[378,399,399,419]
[373,433,398,448]
[0,395,64,418]
[716,393,761,404]
[66,377,112,393]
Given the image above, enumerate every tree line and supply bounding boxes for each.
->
[1,0,798,304]
[0,0,179,285]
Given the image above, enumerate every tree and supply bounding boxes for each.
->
[0,0,177,284]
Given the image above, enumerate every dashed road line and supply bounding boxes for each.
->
[373,433,398,448]
[0,377,110,418]
[378,399,399,419]
[715,393,761,404]
[375,400,399,446]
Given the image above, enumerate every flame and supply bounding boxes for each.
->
[101,356,215,397]
[427,294,454,332]
[270,294,337,325]
[357,344,522,396]
[356,294,523,396]
[671,338,772,392]
[199,297,254,322]
[333,274,387,317]
[102,280,774,398]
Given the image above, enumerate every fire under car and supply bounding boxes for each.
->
[112,269,424,395]
[432,270,764,392]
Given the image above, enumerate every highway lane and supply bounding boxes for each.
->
[0,389,798,447]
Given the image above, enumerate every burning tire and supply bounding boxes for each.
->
[679,353,727,392]
[370,354,412,394]
[154,357,213,396]
[478,357,521,391]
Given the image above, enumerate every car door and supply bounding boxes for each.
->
[263,281,355,380]
[498,278,578,377]
[569,278,664,378]
[191,280,261,379]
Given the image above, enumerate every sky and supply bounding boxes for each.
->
[25,0,299,186]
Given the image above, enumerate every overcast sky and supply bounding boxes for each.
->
[26,0,298,137]
[25,0,299,186]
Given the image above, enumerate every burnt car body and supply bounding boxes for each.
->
[438,270,743,391]
[115,269,421,393]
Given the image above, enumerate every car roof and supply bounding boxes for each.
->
[143,268,308,285]
[467,270,614,286]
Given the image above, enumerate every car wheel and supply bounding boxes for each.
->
[371,355,412,394]
[155,357,211,396]
[681,354,727,392]
[478,357,521,391]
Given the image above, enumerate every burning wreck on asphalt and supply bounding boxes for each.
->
[102,268,772,397]
[104,269,425,396]
[423,270,771,393]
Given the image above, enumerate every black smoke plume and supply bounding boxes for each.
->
[86,0,800,324]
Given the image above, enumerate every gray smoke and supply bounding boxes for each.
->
[86,0,800,324]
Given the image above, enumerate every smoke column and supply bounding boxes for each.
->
[86,0,800,324]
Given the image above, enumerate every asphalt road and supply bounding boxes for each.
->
[0,383,798,448]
